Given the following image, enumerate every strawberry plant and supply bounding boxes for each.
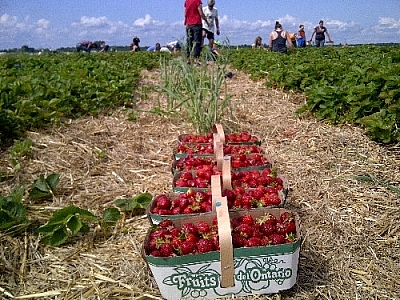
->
[28,173,60,201]
[38,205,123,246]
[0,186,28,234]
[8,138,33,171]
[114,192,153,215]
[0,52,164,147]
[228,45,400,143]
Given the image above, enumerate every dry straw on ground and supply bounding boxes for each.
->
[0,67,399,300]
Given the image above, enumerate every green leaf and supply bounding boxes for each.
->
[102,207,121,227]
[48,227,69,246]
[38,222,62,234]
[46,173,60,192]
[50,205,98,223]
[114,192,152,211]
[67,215,83,235]
[0,201,27,229]
[134,192,152,206]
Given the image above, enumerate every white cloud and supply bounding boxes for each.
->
[37,18,50,29]
[134,14,152,26]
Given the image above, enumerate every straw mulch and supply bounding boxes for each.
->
[0,66,399,300]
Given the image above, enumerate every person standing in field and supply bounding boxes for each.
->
[308,20,333,47]
[252,36,266,49]
[296,24,306,47]
[131,36,141,52]
[269,21,294,54]
[202,0,220,50]
[184,0,209,65]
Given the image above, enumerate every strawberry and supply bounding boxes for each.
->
[195,221,211,236]
[155,194,171,210]
[245,237,262,247]
[234,223,253,239]
[269,233,285,245]
[240,214,255,226]
[150,228,169,240]
[196,238,215,253]
[181,222,198,235]
[150,250,162,257]
[159,243,175,257]
[276,220,296,235]
[179,239,196,255]
[280,211,295,223]
[159,219,173,228]
[172,206,182,214]
[232,234,246,248]
[260,222,276,236]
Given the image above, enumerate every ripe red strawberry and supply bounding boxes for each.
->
[196,238,215,253]
[269,233,285,245]
[280,211,295,223]
[181,222,198,235]
[169,227,181,237]
[195,221,211,236]
[244,237,262,247]
[159,243,175,257]
[172,206,182,214]
[155,195,171,209]
[260,222,276,236]
[240,214,255,226]
[234,223,253,239]
[179,239,196,255]
[150,249,162,257]
[183,206,194,214]
[232,234,246,248]
[276,220,296,235]
[157,208,171,215]
[150,228,169,240]
[159,219,173,228]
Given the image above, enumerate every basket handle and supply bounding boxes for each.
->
[215,196,235,287]
[213,124,225,144]
[214,138,224,171]
[222,156,233,190]
[211,175,222,213]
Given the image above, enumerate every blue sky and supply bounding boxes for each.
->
[1,0,399,49]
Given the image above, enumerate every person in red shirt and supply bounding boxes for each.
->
[184,0,209,64]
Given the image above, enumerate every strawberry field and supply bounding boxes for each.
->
[0,47,399,299]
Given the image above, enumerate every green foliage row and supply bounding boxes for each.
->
[0,52,167,147]
[228,45,400,143]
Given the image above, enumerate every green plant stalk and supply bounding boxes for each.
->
[354,174,400,194]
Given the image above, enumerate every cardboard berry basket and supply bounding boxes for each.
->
[147,192,212,225]
[171,153,273,175]
[177,133,262,146]
[173,141,264,160]
[172,168,290,203]
[142,206,302,300]
[213,123,262,146]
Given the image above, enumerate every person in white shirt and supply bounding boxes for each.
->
[164,41,182,53]
[202,0,220,50]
